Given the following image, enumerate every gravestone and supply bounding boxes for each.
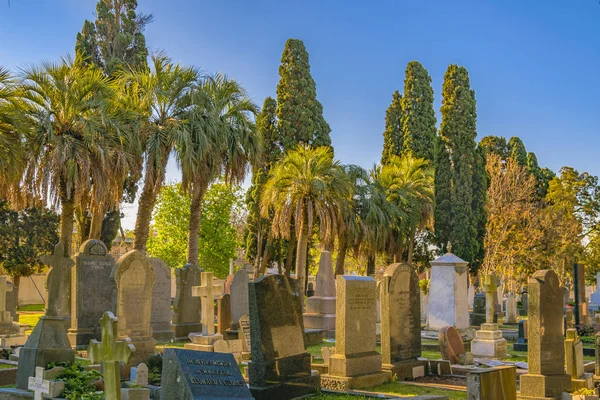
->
[590,272,600,306]
[42,243,75,328]
[186,272,223,352]
[505,293,518,324]
[564,328,593,391]
[229,269,249,330]
[16,243,75,390]
[89,311,135,400]
[468,282,475,311]
[428,250,469,330]
[514,320,528,352]
[321,276,391,390]
[471,274,507,359]
[161,348,252,400]
[6,280,18,323]
[238,314,251,355]
[68,239,115,347]
[379,263,425,380]
[248,274,320,400]
[470,293,487,327]
[466,366,516,400]
[217,294,231,334]
[132,363,149,386]
[519,269,571,398]
[213,338,244,364]
[439,326,471,365]
[171,264,202,340]
[521,288,528,315]
[112,250,157,365]
[28,366,64,400]
[150,258,174,342]
[303,251,336,338]
[573,263,586,326]
[0,276,20,336]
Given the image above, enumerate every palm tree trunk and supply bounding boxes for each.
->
[253,228,264,280]
[260,233,273,276]
[335,239,347,276]
[88,203,104,240]
[366,253,376,276]
[284,236,295,277]
[60,186,75,257]
[187,182,208,267]
[407,228,416,265]
[134,174,158,252]
[295,214,309,300]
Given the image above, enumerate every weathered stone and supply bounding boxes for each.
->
[171,264,201,340]
[217,294,231,334]
[470,293,487,327]
[238,314,251,353]
[41,243,74,328]
[428,251,469,330]
[590,272,600,305]
[27,366,65,400]
[89,311,135,400]
[303,251,336,337]
[321,276,391,390]
[439,326,466,365]
[514,320,528,352]
[248,275,319,400]
[112,250,156,365]
[505,293,518,324]
[471,320,507,359]
[229,269,249,329]
[5,280,18,323]
[68,240,114,347]
[0,277,20,339]
[466,366,516,400]
[132,363,148,386]
[565,328,593,391]
[379,263,425,380]
[519,269,571,399]
[150,258,174,342]
[192,272,223,336]
[161,348,252,400]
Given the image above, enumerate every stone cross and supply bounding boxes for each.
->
[192,272,223,335]
[0,276,12,312]
[483,274,498,324]
[40,243,74,318]
[89,311,135,400]
[28,367,50,400]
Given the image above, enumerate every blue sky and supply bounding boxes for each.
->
[1,0,599,228]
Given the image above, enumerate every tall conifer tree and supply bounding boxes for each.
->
[508,137,528,166]
[381,90,403,165]
[401,61,436,161]
[435,65,479,264]
[276,39,331,151]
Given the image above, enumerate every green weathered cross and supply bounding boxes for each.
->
[40,243,74,318]
[89,311,135,400]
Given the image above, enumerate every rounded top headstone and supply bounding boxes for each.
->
[79,239,108,256]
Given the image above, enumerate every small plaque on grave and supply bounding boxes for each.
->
[161,348,252,400]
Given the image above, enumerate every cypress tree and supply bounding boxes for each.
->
[508,137,528,166]
[381,90,403,165]
[276,39,331,151]
[401,61,436,161]
[471,145,487,272]
[479,135,508,160]
[434,135,453,252]
[436,65,479,263]
[76,0,152,75]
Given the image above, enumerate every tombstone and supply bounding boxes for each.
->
[68,240,115,347]
[321,276,391,390]
[379,263,425,380]
[421,293,429,325]
[519,269,571,398]
[161,348,252,400]
[427,250,469,330]
[439,326,471,365]
[573,263,586,326]
[41,242,75,328]
[229,269,249,330]
[306,283,315,298]
[505,293,518,324]
[303,251,336,338]
[590,272,600,306]
[514,320,528,352]
[247,275,320,400]
[148,258,174,342]
[595,332,600,381]
[217,294,231,335]
[89,311,135,400]
[564,328,594,391]
[185,272,223,352]
[5,280,18,323]
[0,277,20,336]
[112,250,157,365]
[466,366,517,400]
[468,281,475,311]
[16,243,75,390]
[27,366,64,400]
[171,264,202,340]
[470,293,486,327]
[521,288,528,315]
[131,363,149,386]
[213,338,244,364]
[471,274,507,359]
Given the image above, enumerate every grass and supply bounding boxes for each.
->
[372,382,467,399]
[307,393,368,400]
[18,312,43,335]
[17,304,44,312]
[156,340,187,349]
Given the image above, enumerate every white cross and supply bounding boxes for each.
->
[192,272,223,335]
[28,367,50,400]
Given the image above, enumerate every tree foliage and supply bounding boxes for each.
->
[508,136,528,166]
[381,90,403,165]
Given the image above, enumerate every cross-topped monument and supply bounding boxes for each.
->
[483,274,498,324]
[28,366,63,400]
[89,311,135,400]
[0,277,13,325]
[40,243,74,319]
[192,272,223,335]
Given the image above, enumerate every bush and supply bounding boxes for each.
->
[576,324,595,337]
[49,362,103,400]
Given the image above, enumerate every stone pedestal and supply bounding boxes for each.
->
[570,373,593,391]
[471,323,507,359]
[323,350,391,390]
[303,297,335,337]
[518,374,572,399]
[382,360,427,381]
[16,316,74,389]
[183,333,223,352]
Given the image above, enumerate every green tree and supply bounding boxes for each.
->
[472,145,488,271]
[76,0,152,76]
[435,65,479,264]
[479,135,508,160]
[261,145,351,296]
[381,90,403,165]
[0,67,25,197]
[0,200,59,280]
[433,135,452,253]
[508,137,527,166]
[276,39,331,151]
[401,61,436,161]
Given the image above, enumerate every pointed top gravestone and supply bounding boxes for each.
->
[315,251,335,298]
[230,269,249,328]
[89,311,135,400]
[41,243,74,320]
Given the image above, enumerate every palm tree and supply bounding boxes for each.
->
[19,56,117,255]
[378,155,434,264]
[261,145,351,296]
[0,67,24,199]
[179,73,259,267]
[121,53,198,252]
